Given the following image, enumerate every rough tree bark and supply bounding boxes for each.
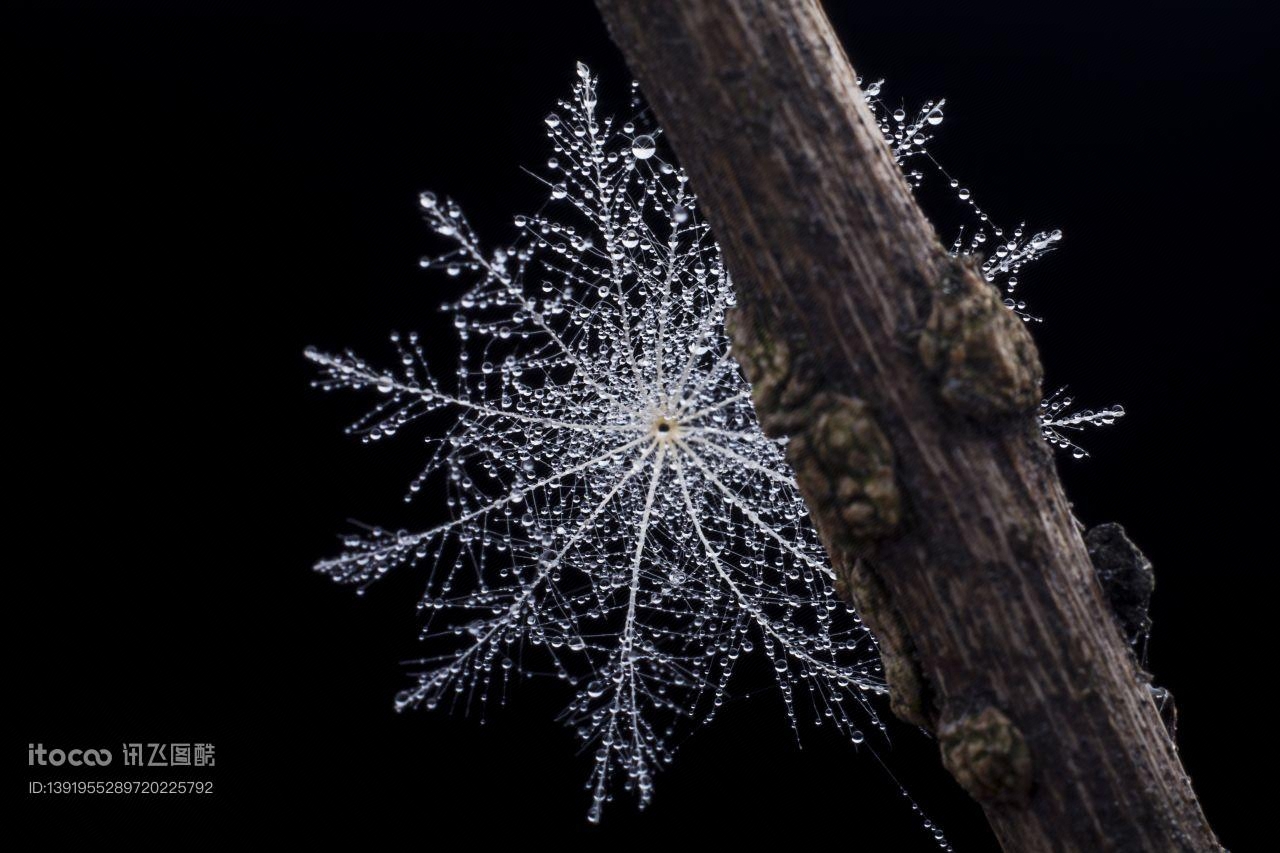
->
[593,2,1221,851]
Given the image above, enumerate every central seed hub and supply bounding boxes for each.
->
[652,416,678,440]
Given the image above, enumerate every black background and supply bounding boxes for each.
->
[13,1,1268,848]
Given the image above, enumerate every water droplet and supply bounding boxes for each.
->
[631,135,656,159]
[551,183,568,200]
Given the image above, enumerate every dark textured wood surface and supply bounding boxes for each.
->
[594,1,1221,849]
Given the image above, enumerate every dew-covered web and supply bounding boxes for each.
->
[307,63,1121,842]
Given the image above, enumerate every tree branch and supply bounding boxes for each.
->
[593,1,1220,849]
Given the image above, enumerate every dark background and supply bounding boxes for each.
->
[13,1,1268,848]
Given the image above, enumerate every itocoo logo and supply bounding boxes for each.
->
[28,744,113,766]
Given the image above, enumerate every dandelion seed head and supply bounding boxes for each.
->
[309,64,891,825]
[309,64,1120,842]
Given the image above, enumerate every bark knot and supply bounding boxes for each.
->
[788,392,900,550]
[919,257,1042,420]
[729,310,899,553]
[939,704,1033,806]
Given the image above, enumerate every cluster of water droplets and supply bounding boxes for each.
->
[862,78,1064,324]
[1039,387,1127,459]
